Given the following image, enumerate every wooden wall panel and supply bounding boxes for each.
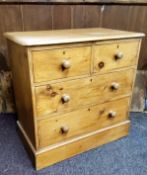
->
[22,5,52,31]
[72,5,86,28]
[0,5,23,63]
[128,6,147,69]
[101,5,131,30]
[128,6,146,32]
[0,6,6,68]
[72,5,102,28]
[1,0,147,4]
[0,5,22,32]
[0,5,22,113]
[84,5,102,27]
[52,5,72,29]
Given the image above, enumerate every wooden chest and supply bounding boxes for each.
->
[5,28,144,170]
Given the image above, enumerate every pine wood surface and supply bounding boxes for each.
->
[35,68,134,117]
[36,121,130,170]
[7,41,37,147]
[4,28,144,46]
[94,39,140,73]
[31,45,91,82]
[37,97,130,148]
[5,28,143,170]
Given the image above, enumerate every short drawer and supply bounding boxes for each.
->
[34,68,134,117]
[93,39,140,73]
[31,45,91,82]
[37,97,130,148]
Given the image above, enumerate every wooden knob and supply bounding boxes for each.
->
[115,52,123,60]
[61,94,70,103]
[108,111,117,118]
[61,60,71,69]
[60,126,69,134]
[110,82,120,90]
[98,61,105,69]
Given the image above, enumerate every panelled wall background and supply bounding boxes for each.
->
[0,3,147,112]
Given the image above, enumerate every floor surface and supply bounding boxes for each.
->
[0,113,147,175]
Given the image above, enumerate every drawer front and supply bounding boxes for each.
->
[37,98,130,148]
[36,121,129,169]
[31,46,91,82]
[35,68,134,117]
[93,40,140,73]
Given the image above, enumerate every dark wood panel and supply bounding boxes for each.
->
[128,6,146,32]
[139,39,147,69]
[128,6,147,69]
[0,5,22,32]
[22,5,52,31]
[1,0,147,4]
[0,6,6,60]
[73,5,102,28]
[84,5,102,27]
[0,5,22,113]
[101,5,131,30]
[0,5,23,65]
[52,5,71,29]
[72,5,86,28]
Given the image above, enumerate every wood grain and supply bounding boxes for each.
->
[37,97,130,148]
[7,41,36,147]
[52,5,71,29]
[6,27,143,169]
[128,6,147,69]
[35,68,134,117]
[0,7,7,69]
[93,39,140,73]
[21,5,52,31]
[101,5,131,30]
[0,5,23,65]
[84,5,102,28]
[36,121,130,170]
[31,45,91,82]
[72,5,86,28]
[4,28,144,46]
[1,0,147,4]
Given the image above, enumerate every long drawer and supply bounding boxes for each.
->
[93,39,139,73]
[31,45,91,83]
[36,121,130,169]
[35,68,134,117]
[37,97,130,148]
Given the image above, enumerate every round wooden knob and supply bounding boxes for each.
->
[60,126,69,134]
[110,82,120,90]
[115,52,124,60]
[98,61,105,69]
[61,94,70,103]
[108,111,117,118]
[61,60,71,69]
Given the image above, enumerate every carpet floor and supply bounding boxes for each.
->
[0,113,147,175]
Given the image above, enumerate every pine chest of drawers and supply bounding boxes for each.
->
[5,28,144,170]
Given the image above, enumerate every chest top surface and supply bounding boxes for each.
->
[4,28,144,46]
